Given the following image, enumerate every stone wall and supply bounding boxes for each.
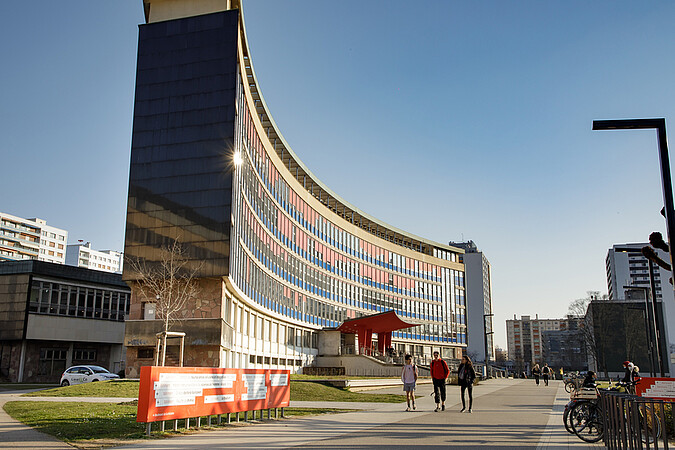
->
[0,273,29,340]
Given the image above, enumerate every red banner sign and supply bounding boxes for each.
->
[137,366,290,423]
[635,377,675,401]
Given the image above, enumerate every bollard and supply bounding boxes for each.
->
[173,419,178,431]
[146,422,152,436]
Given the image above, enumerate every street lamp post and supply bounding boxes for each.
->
[593,118,675,288]
[484,313,494,378]
[615,246,665,377]
[624,285,658,377]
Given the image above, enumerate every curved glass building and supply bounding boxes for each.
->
[123,0,466,376]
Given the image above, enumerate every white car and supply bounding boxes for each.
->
[60,365,120,386]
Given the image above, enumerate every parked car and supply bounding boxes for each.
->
[60,365,120,386]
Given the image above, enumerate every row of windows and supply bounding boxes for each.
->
[230,75,466,344]
[28,279,131,321]
[237,84,458,284]
[0,219,40,235]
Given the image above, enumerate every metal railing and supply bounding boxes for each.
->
[600,390,669,449]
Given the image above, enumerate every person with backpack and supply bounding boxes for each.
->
[542,363,550,386]
[458,355,476,413]
[430,351,450,412]
[401,354,418,411]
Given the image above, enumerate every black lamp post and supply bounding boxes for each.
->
[593,118,675,289]
[483,313,494,378]
[624,285,658,377]
[614,246,665,377]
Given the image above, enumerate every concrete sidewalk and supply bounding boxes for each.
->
[0,389,73,449]
[113,379,601,449]
[0,379,601,449]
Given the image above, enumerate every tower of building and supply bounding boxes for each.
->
[450,240,494,363]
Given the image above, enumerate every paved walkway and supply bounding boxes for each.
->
[0,389,73,449]
[0,379,601,449]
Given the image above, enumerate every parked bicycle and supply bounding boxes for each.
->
[568,381,661,444]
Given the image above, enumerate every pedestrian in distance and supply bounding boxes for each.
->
[621,360,634,383]
[532,363,541,386]
[542,363,550,386]
[401,354,418,411]
[458,354,476,413]
[430,351,450,412]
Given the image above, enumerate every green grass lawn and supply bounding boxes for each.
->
[290,381,405,403]
[25,379,406,403]
[3,401,353,449]
[23,379,139,398]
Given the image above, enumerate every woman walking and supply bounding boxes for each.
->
[401,354,418,411]
[458,355,476,413]
[532,363,541,386]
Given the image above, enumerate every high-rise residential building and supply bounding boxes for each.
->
[507,315,564,369]
[123,0,468,376]
[66,242,123,274]
[450,240,494,363]
[0,212,67,265]
[606,243,675,374]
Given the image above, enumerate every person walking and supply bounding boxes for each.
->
[458,355,476,413]
[532,364,541,386]
[542,363,550,386]
[401,354,418,411]
[430,351,450,412]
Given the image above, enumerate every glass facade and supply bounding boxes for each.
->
[28,278,130,322]
[229,64,467,346]
[124,11,239,278]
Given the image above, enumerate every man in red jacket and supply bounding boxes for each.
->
[431,351,450,411]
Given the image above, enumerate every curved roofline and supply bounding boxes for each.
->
[235,0,462,257]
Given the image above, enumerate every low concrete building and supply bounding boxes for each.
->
[0,260,130,382]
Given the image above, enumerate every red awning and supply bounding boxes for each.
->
[336,310,419,334]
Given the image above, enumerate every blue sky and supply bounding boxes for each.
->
[2,1,675,347]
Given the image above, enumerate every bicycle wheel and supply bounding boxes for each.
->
[637,405,662,444]
[564,400,579,434]
[565,381,575,393]
[570,401,604,443]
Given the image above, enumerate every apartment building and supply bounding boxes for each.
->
[506,315,563,367]
[66,242,123,274]
[0,213,67,264]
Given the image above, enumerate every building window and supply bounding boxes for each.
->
[39,348,67,376]
[73,349,97,361]
[137,348,154,359]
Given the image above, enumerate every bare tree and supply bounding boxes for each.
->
[568,291,608,377]
[126,239,201,365]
